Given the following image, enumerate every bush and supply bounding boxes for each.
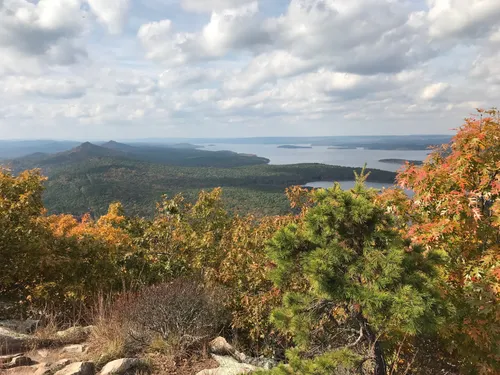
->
[120,279,229,356]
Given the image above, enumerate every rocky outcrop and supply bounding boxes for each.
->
[3,355,35,368]
[33,359,73,375]
[0,353,24,365]
[0,320,41,334]
[196,355,259,374]
[0,327,31,355]
[56,326,93,343]
[98,358,140,375]
[54,361,95,375]
[61,344,87,354]
[4,365,40,374]
[196,337,276,375]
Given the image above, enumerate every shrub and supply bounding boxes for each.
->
[120,279,229,356]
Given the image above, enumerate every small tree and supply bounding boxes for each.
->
[0,169,49,303]
[263,176,447,374]
[382,108,500,373]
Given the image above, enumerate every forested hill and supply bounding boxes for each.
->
[3,141,396,217]
[7,141,270,172]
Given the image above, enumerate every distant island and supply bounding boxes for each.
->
[278,145,313,149]
[379,159,424,165]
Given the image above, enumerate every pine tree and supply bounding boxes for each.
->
[262,175,447,374]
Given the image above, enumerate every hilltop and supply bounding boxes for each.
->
[2,140,396,217]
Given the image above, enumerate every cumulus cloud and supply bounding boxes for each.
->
[87,0,130,34]
[138,2,268,64]
[2,76,88,99]
[427,0,500,39]
[0,0,87,69]
[181,0,257,12]
[420,82,449,100]
[1,0,500,139]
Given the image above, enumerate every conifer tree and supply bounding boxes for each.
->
[262,175,447,374]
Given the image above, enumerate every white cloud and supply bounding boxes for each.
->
[138,2,267,64]
[2,76,87,99]
[181,0,257,12]
[87,0,130,34]
[1,0,500,139]
[427,0,500,39]
[0,0,86,70]
[420,82,449,100]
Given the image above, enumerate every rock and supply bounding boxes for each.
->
[0,327,31,355]
[196,355,260,375]
[207,337,276,370]
[56,327,93,343]
[5,355,34,368]
[54,361,95,375]
[0,353,24,364]
[0,320,40,334]
[37,349,50,358]
[34,360,72,375]
[54,359,73,369]
[99,358,140,375]
[34,363,52,375]
[61,344,87,354]
[4,365,40,374]
[209,337,237,356]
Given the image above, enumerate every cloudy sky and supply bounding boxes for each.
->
[0,0,499,140]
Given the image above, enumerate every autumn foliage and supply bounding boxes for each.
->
[0,109,498,374]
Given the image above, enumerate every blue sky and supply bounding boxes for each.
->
[0,0,499,139]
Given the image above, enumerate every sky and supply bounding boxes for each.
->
[0,0,499,140]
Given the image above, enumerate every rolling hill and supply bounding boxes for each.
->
[3,141,397,217]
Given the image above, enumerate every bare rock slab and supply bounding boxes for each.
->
[0,353,24,365]
[5,355,35,368]
[196,355,259,375]
[0,327,31,355]
[4,365,40,375]
[61,344,87,354]
[54,361,95,375]
[99,358,140,375]
[56,327,93,343]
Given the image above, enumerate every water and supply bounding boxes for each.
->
[200,143,429,172]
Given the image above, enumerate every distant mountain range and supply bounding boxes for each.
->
[1,140,397,217]
[0,135,452,160]
[6,141,270,173]
[127,135,453,150]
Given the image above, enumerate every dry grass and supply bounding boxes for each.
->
[86,313,131,368]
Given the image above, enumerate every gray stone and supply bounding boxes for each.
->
[99,358,140,375]
[196,355,260,375]
[0,353,24,364]
[4,365,40,375]
[34,360,73,375]
[54,361,95,375]
[61,344,87,354]
[6,355,34,368]
[56,327,93,343]
[34,363,52,375]
[0,327,31,355]
[0,320,40,334]
[206,337,276,371]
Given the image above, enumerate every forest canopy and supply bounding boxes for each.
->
[0,110,498,375]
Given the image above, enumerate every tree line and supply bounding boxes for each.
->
[0,110,498,374]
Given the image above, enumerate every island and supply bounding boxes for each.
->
[278,145,313,149]
[379,159,423,165]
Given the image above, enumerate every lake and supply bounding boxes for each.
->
[200,143,430,172]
